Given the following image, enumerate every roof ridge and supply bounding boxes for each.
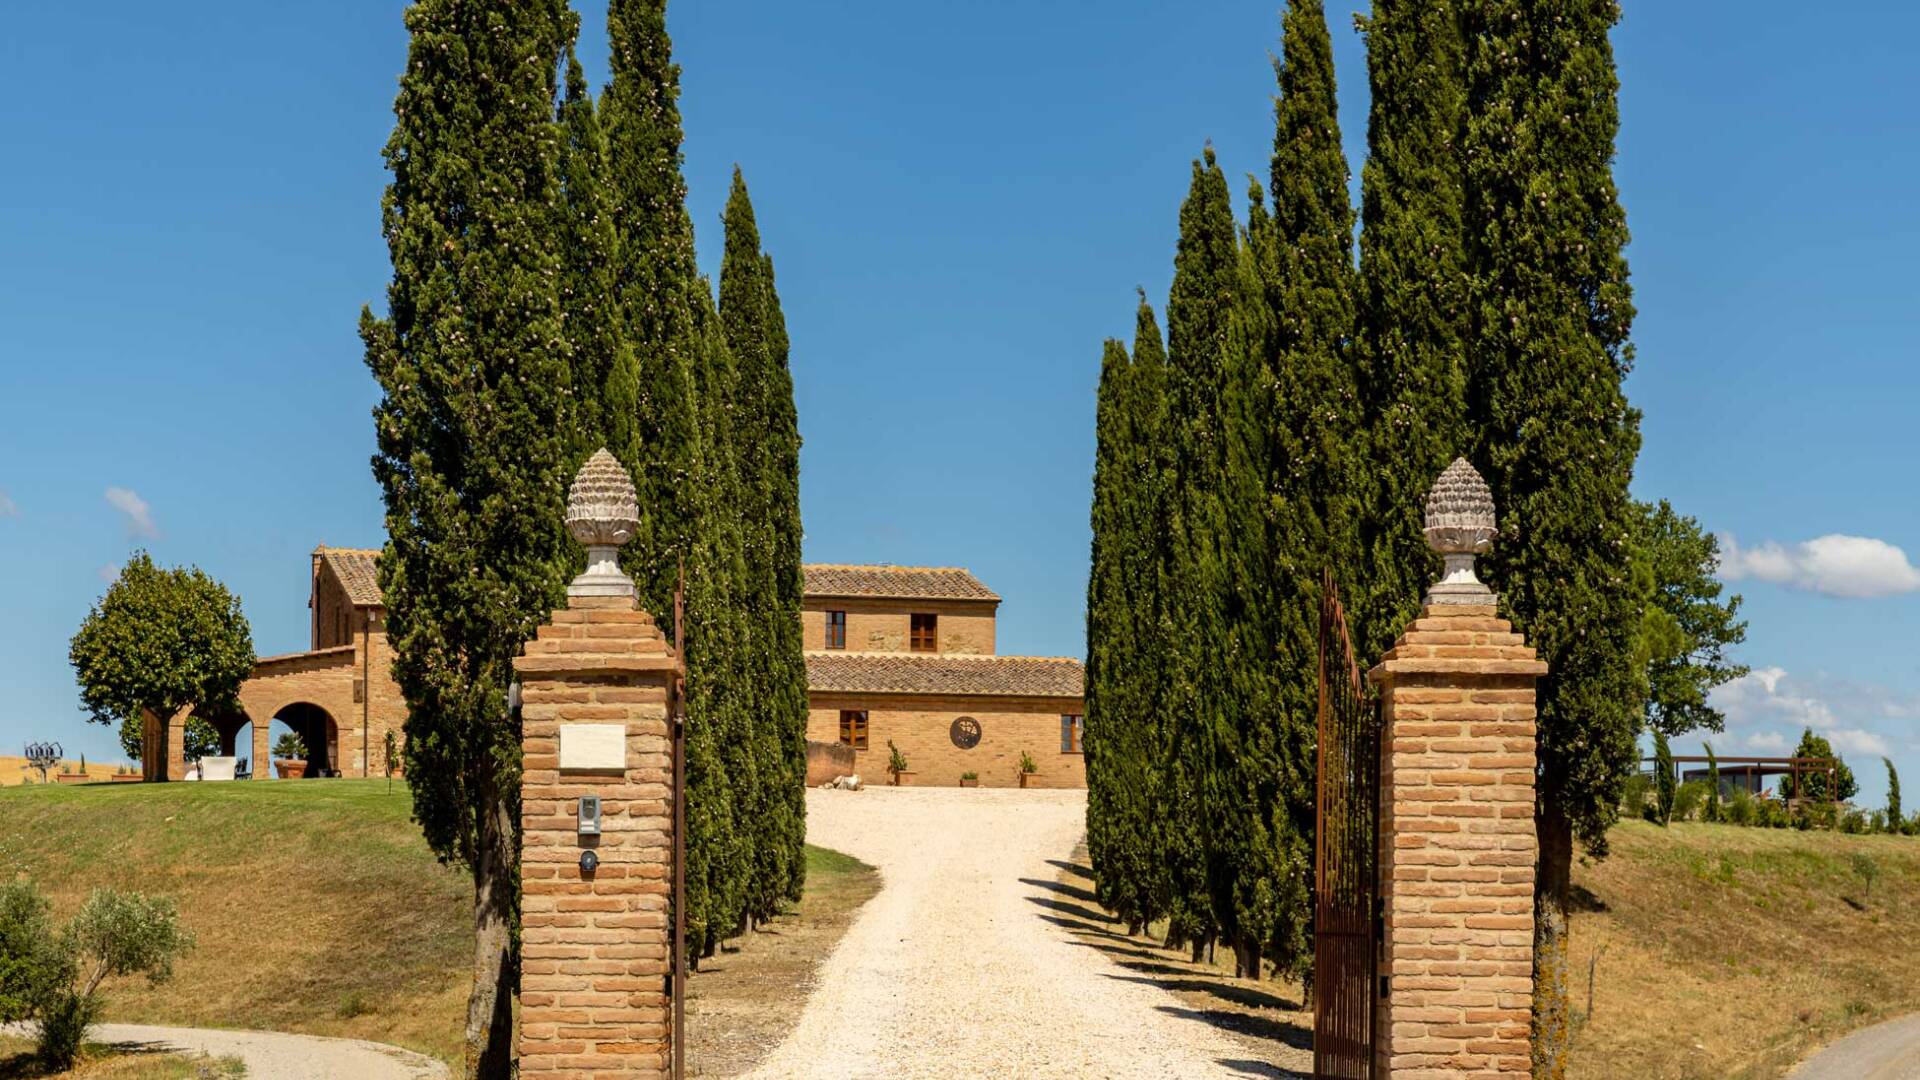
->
[803,562,975,573]
[315,545,383,555]
[806,651,1082,664]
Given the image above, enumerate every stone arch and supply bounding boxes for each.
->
[271,702,341,777]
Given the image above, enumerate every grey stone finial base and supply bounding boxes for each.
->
[569,543,636,599]
[1424,550,1495,606]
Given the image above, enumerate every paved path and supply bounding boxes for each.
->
[746,786,1292,1079]
[2,1021,447,1080]
[1791,1012,1920,1080]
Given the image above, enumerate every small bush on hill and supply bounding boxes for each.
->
[1671,780,1709,823]
[1724,788,1756,827]
[1621,773,1651,819]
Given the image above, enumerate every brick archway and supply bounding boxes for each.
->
[270,702,340,776]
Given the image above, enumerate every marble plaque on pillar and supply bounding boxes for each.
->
[559,723,627,771]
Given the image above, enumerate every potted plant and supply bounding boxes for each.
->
[57,755,90,784]
[1017,750,1038,789]
[111,764,141,783]
[273,733,308,779]
[959,771,979,788]
[887,740,913,787]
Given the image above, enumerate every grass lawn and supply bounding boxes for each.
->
[0,1035,243,1079]
[1568,820,1920,1079]
[0,779,875,1073]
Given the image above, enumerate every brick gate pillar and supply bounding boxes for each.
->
[1369,459,1545,1079]
[140,707,190,782]
[514,449,679,1080]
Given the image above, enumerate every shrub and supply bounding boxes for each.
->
[33,989,99,1069]
[886,740,908,777]
[272,732,307,760]
[1756,798,1790,829]
[1018,750,1038,775]
[1840,810,1869,835]
[38,888,193,1069]
[1672,780,1709,823]
[960,771,978,781]
[0,881,70,1024]
[1724,787,1756,827]
[1851,852,1880,901]
[1620,773,1651,819]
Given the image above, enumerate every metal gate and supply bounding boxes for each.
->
[1314,570,1379,1079]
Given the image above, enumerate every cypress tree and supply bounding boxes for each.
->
[1704,743,1721,823]
[1085,334,1134,925]
[1461,2,1644,1071]
[1162,148,1268,964]
[1886,757,1902,834]
[359,0,573,1073]
[602,0,741,954]
[1128,297,1177,934]
[1652,730,1675,825]
[720,169,809,919]
[1256,0,1362,981]
[555,47,638,466]
[1355,0,1469,660]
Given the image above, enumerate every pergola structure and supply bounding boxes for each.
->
[1652,755,1840,802]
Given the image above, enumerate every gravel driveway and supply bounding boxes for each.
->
[744,786,1289,1079]
[1,1021,447,1079]
[1790,1012,1920,1080]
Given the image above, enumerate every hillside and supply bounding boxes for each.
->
[1569,820,1920,1079]
[0,779,875,1073]
[1,757,138,787]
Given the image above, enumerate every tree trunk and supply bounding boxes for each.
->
[1232,937,1262,980]
[465,796,517,1080]
[1532,802,1574,1080]
[1190,937,1206,965]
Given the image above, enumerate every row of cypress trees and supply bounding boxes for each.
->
[1084,1,1642,1065]
[361,2,805,1072]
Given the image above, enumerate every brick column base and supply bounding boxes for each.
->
[1368,603,1546,1079]
[514,594,679,1080]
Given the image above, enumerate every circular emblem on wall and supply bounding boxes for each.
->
[950,716,982,750]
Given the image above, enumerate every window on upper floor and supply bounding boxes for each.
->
[839,710,869,750]
[1061,714,1083,754]
[825,610,847,650]
[910,613,937,653]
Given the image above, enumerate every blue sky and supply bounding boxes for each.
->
[2,3,1916,806]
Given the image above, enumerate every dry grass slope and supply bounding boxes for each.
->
[0,779,875,1074]
[1568,819,1920,1080]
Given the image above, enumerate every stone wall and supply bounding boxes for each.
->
[806,693,1085,788]
[515,594,678,1080]
[804,739,856,785]
[1370,602,1543,1078]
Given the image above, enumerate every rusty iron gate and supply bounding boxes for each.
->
[1314,570,1379,1079]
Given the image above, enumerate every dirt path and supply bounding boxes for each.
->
[744,787,1301,1079]
[1790,1012,1920,1080]
[2,1021,447,1079]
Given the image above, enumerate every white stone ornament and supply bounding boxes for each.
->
[566,448,640,599]
[1423,457,1497,605]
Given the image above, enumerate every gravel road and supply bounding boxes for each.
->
[744,786,1287,1079]
[1,1021,447,1079]
[1790,1012,1920,1080]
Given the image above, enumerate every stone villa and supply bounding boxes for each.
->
[146,553,1085,789]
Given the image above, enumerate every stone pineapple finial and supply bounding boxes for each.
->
[1423,457,1496,605]
[566,448,640,599]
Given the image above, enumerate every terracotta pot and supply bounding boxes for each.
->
[959,778,979,788]
[275,759,308,780]
[1018,772,1035,789]
[110,774,143,783]
[55,773,90,785]
[891,771,914,787]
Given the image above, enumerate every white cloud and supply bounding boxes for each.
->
[0,491,16,517]
[104,486,157,539]
[97,563,120,585]
[1718,533,1920,599]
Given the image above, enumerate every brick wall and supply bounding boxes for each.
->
[807,693,1085,788]
[800,598,998,655]
[1369,602,1543,1079]
[515,594,679,1080]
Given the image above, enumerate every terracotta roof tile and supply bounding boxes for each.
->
[318,547,383,607]
[803,564,999,602]
[806,651,1082,698]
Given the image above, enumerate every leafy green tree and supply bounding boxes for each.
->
[1637,500,1748,737]
[1652,730,1675,826]
[1246,0,1361,981]
[1886,757,1902,832]
[359,0,574,1072]
[1354,0,1468,659]
[70,552,254,780]
[1779,728,1857,802]
[720,169,808,919]
[1460,2,1644,1069]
